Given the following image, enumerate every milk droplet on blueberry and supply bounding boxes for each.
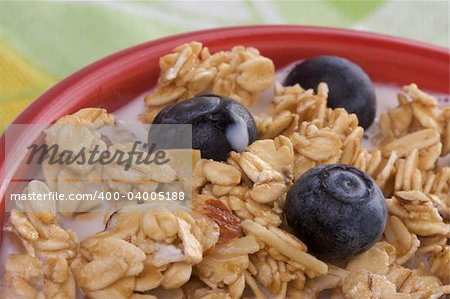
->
[153,94,257,161]
[225,118,249,153]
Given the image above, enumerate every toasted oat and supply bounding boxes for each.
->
[202,160,242,186]
[90,237,146,276]
[3,44,450,298]
[78,256,129,291]
[304,265,348,294]
[342,270,397,299]
[72,206,220,295]
[134,264,164,292]
[3,254,76,299]
[242,219,327,278]
[193,136,293,228]
[255,111,299,140]
[247,224,311,294]
[273,82,328,126]
[86,276,135,299]
[102,142,177,194]
[292,129,342,162]
[142,42,275,122]
[346,243,393,275]
[8,183,78,263]
[195,236,259,298]
[380,84,449,160]
[381,129,441,158]
[10,210,39,243]
[161,262,192,289]
[241,137,294,202]
[4,254,43,285]
[430,246,450,284]
[387,191,450,236]
[384,215,420,265]
[45,110,111,176]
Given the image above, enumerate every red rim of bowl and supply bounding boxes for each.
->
[0,24,449,217]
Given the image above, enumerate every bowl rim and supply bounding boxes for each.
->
[7,24,450,126]
[0,24,449,206]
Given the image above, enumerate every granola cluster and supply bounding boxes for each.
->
[2,42,449,299]
[71,208,220,298]
[141,42,275,123]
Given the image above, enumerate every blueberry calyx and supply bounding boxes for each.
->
[320,165,371,204]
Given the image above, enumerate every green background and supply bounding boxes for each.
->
[0,1,448,129]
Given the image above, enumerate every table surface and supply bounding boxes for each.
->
[0,0,448,131]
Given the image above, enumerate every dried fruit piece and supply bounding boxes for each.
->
[200,198,242,243]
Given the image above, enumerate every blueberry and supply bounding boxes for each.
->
[284,164,386,261]
[283,56,376,129]
[152,94,257,161]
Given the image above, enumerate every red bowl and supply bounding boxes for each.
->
[0,25,449,226]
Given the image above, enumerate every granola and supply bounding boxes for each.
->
[2,42,449,299]
[141,42,275,122]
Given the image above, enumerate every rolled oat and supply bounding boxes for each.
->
[2,42,449,299]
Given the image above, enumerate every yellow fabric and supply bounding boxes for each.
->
[0,42,55,130]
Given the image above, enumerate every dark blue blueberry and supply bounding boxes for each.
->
[284,164,386,261]
[152,94,257,161]
[283,56,376,129]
